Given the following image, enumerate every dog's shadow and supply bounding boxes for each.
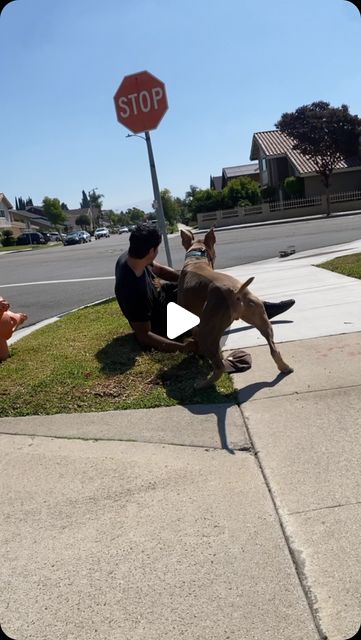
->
[237,372,289,404]
[160,356,240,455]
[224,319,293,336]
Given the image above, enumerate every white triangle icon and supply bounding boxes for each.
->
[167,302,200,340]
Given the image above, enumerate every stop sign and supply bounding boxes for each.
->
[114,70,168,134]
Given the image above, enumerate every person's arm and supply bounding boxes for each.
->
[152,262,179,283]
[131,320,196,353]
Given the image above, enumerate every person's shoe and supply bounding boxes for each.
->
[263,299,295,320]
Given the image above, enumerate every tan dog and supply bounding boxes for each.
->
[178,228,293,388]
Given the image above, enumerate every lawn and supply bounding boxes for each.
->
[0,299,235,417]
[318,252,361,280]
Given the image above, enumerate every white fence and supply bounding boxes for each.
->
[197,190,361,229]
[269,196,322,211]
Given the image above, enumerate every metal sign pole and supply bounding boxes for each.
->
[144,130,173,268]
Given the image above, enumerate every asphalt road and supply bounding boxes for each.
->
[1,214,361,328]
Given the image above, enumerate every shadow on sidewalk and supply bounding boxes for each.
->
[224,319,293,336]
[160,356,237,455]
[238,373,287,404]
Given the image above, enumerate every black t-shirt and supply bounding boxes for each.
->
[114,252,167,333]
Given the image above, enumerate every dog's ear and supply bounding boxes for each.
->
[204,227,216,250]
[237,277,255,296]
[180,229,194,250]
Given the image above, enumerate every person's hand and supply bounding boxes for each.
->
[181,338,198,354]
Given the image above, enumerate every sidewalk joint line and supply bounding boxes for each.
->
[0,430,252,453]
[287,500,361,516]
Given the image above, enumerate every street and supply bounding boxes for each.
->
[1,213,361,327]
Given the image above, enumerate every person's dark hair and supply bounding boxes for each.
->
[128,223,162,259]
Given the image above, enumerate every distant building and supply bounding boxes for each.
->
[250,129,361,198]
[210,162,260,191]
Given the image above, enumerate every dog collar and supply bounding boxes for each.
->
[185,249,208,258]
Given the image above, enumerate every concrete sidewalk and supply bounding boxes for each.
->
[1,332,360,639]
[1,241,361,640]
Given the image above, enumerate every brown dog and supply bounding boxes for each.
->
[178,228,293,388]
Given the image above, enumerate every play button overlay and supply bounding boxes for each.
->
[167,302,200,339]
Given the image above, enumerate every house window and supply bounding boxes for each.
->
[0,209,5,218]
[261,158,267,172]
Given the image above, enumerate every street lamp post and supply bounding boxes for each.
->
[126,132,173,267]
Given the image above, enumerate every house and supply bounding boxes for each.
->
[12,210,52,233]
[0,193,14,232]
[250,129,361,199]
[65,207,98,231]
[210,162,260,191]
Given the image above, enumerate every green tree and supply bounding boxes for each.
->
[25,197,33,207]
[42,197,67,242]
[187,188,223,214]
[221,177,261,209]
[88,189,104,211]
[159,188,181,225]
[75,213,91,229]
[80,190,90,209]
[16,196,26,210]
[61,202,69,211]
[276,101,361,215]
[125,207,145,224]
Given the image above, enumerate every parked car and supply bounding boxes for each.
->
[119,226,129,234]
[64,231,91,245]
[40,232,51,243]
[48,232,62,242]
[16,232,45,245]
[94,227,110,239]
[78,230,91,242]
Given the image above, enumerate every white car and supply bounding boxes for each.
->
[94,227,110,239]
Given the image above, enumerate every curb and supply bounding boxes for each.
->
[8,297,113,345]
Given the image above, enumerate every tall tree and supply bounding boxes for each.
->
[276,101,361,215]
[42,197,67,242]
[61,202,69,210]
[25,197,33,207]
[16,196,26,210]
[80,190,90,209]
[88,189,104,211]
[159,188,181,225]
[75,213,91,229]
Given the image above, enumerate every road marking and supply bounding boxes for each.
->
[0,276,114,288]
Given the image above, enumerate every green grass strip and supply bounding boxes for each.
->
[318,252,361,280]
[0,299,235,417]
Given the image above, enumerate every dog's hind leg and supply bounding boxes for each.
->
[244,301,293,375]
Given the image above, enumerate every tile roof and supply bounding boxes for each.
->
[250,130,361,175]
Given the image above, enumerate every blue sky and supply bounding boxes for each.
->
[1,0,360,212]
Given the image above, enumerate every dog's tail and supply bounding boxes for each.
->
[238,277,255,295]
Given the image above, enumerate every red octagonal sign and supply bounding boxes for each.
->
[114,70,168,134]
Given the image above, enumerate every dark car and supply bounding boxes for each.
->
[40,232,51,243]
[16,232,46,245]
[64,231,91,245]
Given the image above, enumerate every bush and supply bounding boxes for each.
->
[261,186,277,202]
[1,229,16,247]
[284,176,304,200]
